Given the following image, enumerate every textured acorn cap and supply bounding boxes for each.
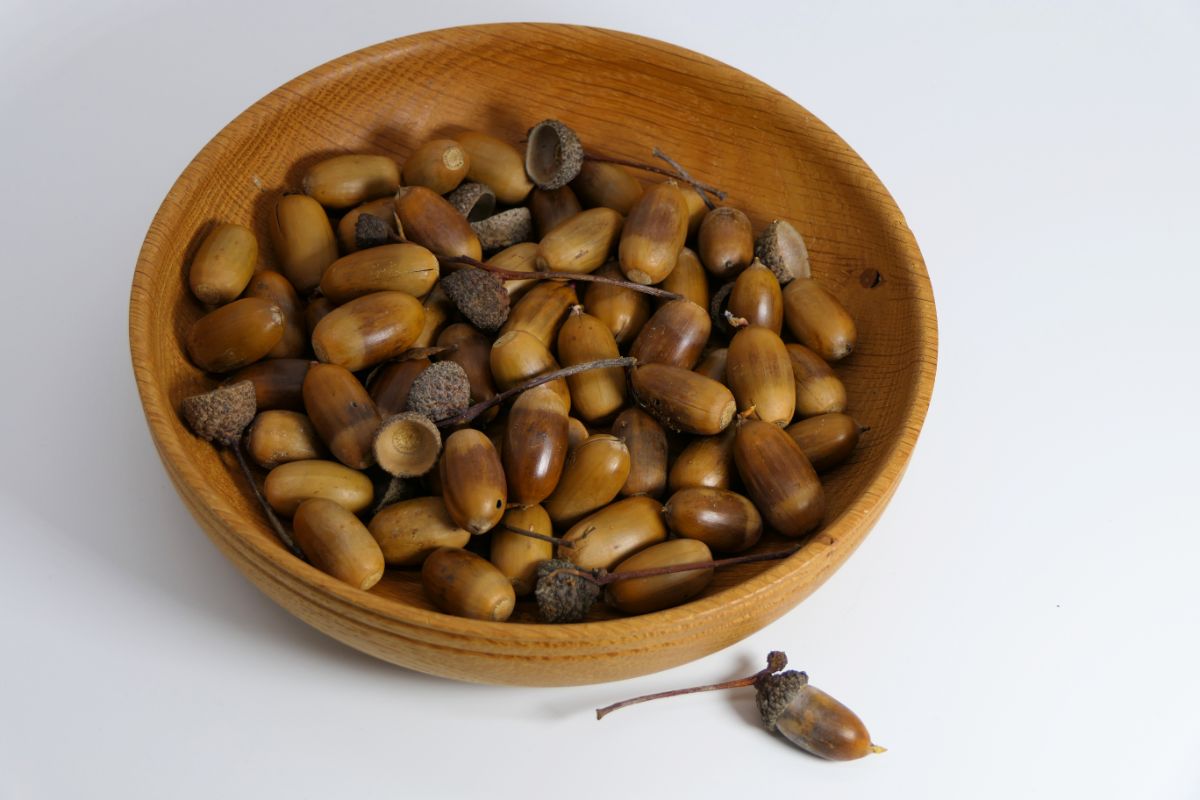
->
[373,412,443,477]
[355,213,393,250]
[406,361,471,421]
[181,380,257,447]
[755,669,810,731]
[440,267,510,332]
[445,181,497,222]
[471,207,533,251]
[534,558,601,623]
[525,119,585,190]
[755,220,811,285]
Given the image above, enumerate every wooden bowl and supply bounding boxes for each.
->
[129,23,936,686]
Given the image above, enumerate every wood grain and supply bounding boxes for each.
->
[128,23,937,686]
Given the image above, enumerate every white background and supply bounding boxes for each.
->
[2,1,1198,797]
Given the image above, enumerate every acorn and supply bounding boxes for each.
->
[311,290,426,372]
[543,434,631,528]
[611,407,668,498]
[629,299,711,370]
[754,219,811,285]
[189,222,257,306]
[367,357,430,418]
[503,385,570,507]
[292,498,385,590]
[582,262,652,347]
[782,278,857,362]
[186,297,284,373]
[529,185,583,239]
[439,267,510,332]
[536,207,624,274]
[470,207,533,251]
[263,459,374,516]
[535,558,601,623]
[726,326,796,425]
[394,185,483,261]
[230,358,312,412]
[373,412,443,478]
[406,361,471,421]
[302,154,400,209]
[619,181,689,285]
[243,270,306,359]
[490,330,571,413]
[658,247,709,310]
[270,193,339,294]
[181,380,257,446]
[693,347,728,383]
[401,138,469,195]
[247,409,326,469]
[411,284,455,349]
[734,419,824,537]
[605,538,714,615]
[557,496,668,571]
[337,197,397,253]
[727,259,784,334]
[500,280,578,348]
[302,363,380,470]
[667,427,737,493]
[487,242,540,299]
[491,505,555,596]
[525,119,584,190]
[436,323,498,413]
[421,547,516,622]
[663,487,762,553]
[557,307,626,423]
[368,496,470,566]
[785,413,864,472]
[630,363,736,435]
[787,343,847,418]
[709,281,736,336]
[445,181,497,222]
[304,294,336,338]
[319,243,440,304]
[457,130,533,205]
[566,417,589,452]
[570,160,643,215]
[697,206,754,279]
[439,429,507,534]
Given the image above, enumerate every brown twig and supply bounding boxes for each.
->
[234,442,305,560]
[652,148,717,210]
[438,255,684,301]
[433,356,638,428]
[583,151,727,203]
[500,523,576,549]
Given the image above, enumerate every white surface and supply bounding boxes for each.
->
[2,1,1199,797]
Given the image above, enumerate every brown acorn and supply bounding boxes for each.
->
[727,259,784,334]
[524,119,584,190]
[663,487,762,553]
[304,295,336,337]
[394,185,482,261]
[302,363,380,470]
[697,206,754,279]
[658,247,709,309]
[368,357,430,418]
[500,280,578,349]
[787,343,847,418]
[489,330,571,413]
[457,131,534,205]
[311,290,426,372]
[529,185,583,239]
[302,154,400,209]
[557,496,668,571]
[263,459,374,516]
[583,262,652,347]
[503,385,570,507]
[491,505,555,596]
[435,323,498,413]
[570,160,644,214]
[401,138,470,195]
[619,181,689,285]
[536,207,624,274]
[630,363,736,436]
[336,197,397,253]
[247,410,326,469]
[566,417,590,452]
[270,193,339,294]
[421,547,516,621]
[188,222,257,305]
[230,358,312,412]
[726,326,796,425]
[680,184,708,238]
[693,348,728,383]
[410,285,455,349]
[605,538,714,614]
[186,297,284,373]
[368,496,470,566]
[611,407,668,498]
[754,219,811,285]
[319,243,439,303]
[243,270,306,358]
[293,498,385,589]
[484,241,540,299]
[439,429,507,535]
[782,278,857,362]
[556,308,626,423]
[543,434,631,528]
[667,427,737,493]
[629,299,711,370]
[734,419,824,537]
[785,412,864,472]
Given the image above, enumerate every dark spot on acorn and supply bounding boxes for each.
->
[440,267,510,332]
[355,213,393,250]
[534,559,601,623]
[445,181,497,222]
[181,380,256,447]
[470,207,533,251]
[406,361,471,421]
[525,119,585,190]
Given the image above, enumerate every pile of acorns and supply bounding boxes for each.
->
[179,119,865,624]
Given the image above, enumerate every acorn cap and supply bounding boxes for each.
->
[181,380,257,447]
[525,119,584,190]
[373,412,443,477]
[406,361,471,421]
[445,181,497,222]
[440,267,510,332]
[470,207,533,252]
[754,669,810,731]
[754,220,811,285]
[534,558,601,623]
[355,213,393,250]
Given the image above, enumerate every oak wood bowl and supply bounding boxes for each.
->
[129,23,937,686]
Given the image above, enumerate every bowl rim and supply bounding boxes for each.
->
[129,22,937,652]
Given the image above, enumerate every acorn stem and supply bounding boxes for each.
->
[651,148,717,211]
[500,522,576,549]
[583,151,727,204]
[438,255,684,301]
[549,546,800,588]
[433,356,638,428]
[233,442,305,560]
[596,650,791,720]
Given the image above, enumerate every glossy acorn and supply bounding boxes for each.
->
[457,130,533,205]
[186,297,284,373]
[243,270,306,358]
[188,222,257,305]
[367,496,471,566]
[619,181,689,285]
[486,241,540,299]
[491,505,555,596]
[630,363,736,435]
[726,326,796,425]
[410,284,454,349]
[302,363,380,470]
[263,459,374,516]
[500,280,578,349]
[503,386,570,507]
[787,343,847,418]
[611,407,668,498]
[658,247,709,310]
[667,427,737,493]
[605,538,714,615]
[557,495,668,571]
[394,185,482,261]
[270,193,339,294]
[401,138,470,195]
[529,185,583,239]
[693,348,728,383]
[367,357,429,418]
[782,277,857,362]
[247,410,326,469]
[536,207,624,274]
[311,290,425,372]
[757,672,883,761]
[663,487,762,553]
[543,434,631,528]
[436,323,499,413]
[302,154,400,209]
[293,498,385,590]
[583,262,651,347]
[230,358,312,411]
[629,299,711,370]
[557,308,626,423]
[734,419,824,537]
[570,160,644,215]
[489,329,571,413]
[439,428,507,535]
[697,206,754,279]
[319,243,439,303]
[421,547,516,622]
[727,259,784,333]
[785,412,864,472]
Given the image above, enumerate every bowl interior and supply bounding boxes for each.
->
[130,23,936,685]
